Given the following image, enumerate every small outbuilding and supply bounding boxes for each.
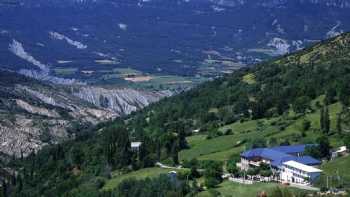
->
[331,146,348,159]
[131,142,142,152]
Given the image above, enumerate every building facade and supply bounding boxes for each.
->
[280,161,322,184]
[238,144,322,184]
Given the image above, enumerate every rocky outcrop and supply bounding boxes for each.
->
[0,116,69,157]
[15,99,61,118]
[0,71,170,157]
[74,87,172,116]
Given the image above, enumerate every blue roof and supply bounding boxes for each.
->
[241,148,265,158]
[271,144,307,154]
[271,155,321,167]
[294,156,321,165]
[241,144,321,168]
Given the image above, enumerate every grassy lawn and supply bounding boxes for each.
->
[196,181,307,197]
[272,102,342,146]
[180,118,280,161]
[180,102,344,162]
[197,146,245,161]
[187,135,207,147]
[317,156,350,188]
[102,167,184,191]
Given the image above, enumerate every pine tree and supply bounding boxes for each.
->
[320,107,325,132]
[324,106,330,134]
[171,141,179,165]
[1,179,7,197]
[16,175,23,192]
[336,113,342,135]
[318,136,331,159]
[320,106,330,134]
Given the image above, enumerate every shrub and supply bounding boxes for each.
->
[204,177,220,188]
[223,129,233,135]
[302,119,311,131]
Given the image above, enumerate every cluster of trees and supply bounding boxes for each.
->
[246,163,273,178]
[112,175,191,197]
[305,136,332,160]
[226,154,241,176]
[182,159,224,189]
[4,33,350,196]
[2,115,193,197]
[124,33,350,146]
[202,161,223,188]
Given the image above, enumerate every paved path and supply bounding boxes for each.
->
[155,162,182,169]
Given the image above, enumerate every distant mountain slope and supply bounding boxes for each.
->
[0,70,168,157]
[133,32,350,131]
[1,0,350,84]
[4,33,350,197]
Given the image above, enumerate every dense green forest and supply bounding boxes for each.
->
[2,33,350,197]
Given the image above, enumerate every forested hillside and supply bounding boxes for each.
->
[2,33,350,197]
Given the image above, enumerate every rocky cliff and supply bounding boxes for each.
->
[0,70,168,157]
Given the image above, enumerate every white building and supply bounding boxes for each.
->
[280,160,322,185]
[131,142,142,152]
[331,146,348,159]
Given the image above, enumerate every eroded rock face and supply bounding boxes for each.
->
[74,87,172,116]
[0,71,169,157]
[15,99,61,118]
[0,116,68,157]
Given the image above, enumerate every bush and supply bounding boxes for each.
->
[190,165,201,179]
[204,177,220,188]
[305,145,322,159]
[208,189,221,196]
[182,158,199,168]
[320,186,328,192]
[94,177,106,189]
[248,138,267,149]
[226,162,239,176]
[302,119,311,131]
[201,160,223,188]
[177,169,191,180]
[226,153,240,175]
[206,129,221,139]
[223,129,233,135]
[260,170,272,177]
[247,168,259,176]
[344,135,350,149]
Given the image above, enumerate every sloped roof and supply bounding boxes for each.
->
[241,144,321,167]
[131,142,142,148]
[271,155,321,167]
[335,146,347,153]
[271,144,308,154]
